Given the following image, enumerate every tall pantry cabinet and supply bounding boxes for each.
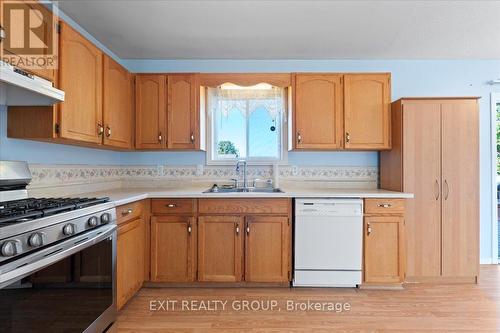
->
[381,98,479,282]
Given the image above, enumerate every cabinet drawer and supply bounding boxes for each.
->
[152,199,196,215]
[364,199,405,215]
[116,201,144,225]
[198,199,290,215]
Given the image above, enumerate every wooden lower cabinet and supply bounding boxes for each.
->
[198,216,244,282]
[117,218,145,310]
[363,199,405,285]
[245,216,290,283]
[148,199,291,285]
[363,216,404,284]
[150,216,197,282]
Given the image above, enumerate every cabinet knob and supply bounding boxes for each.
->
[190,133,195,143]
[235,224,240,234]
[97,123,104,136]
[345,132,350,143]
[105,126,111,137]
[0,26,5,42]
[246,226,250,235]
[158,132,162,143]
[297,132,302,144]
[188,225,192,234]
[367,222,372,236]
[121,208,132,216]
[166,204,177,208]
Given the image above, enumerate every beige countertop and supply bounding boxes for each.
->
[76,186,413,207]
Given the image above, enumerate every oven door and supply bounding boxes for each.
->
[0,225,116,333]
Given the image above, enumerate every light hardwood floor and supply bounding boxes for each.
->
[111,265,499,332]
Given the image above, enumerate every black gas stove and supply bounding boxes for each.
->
[0,197,110,225]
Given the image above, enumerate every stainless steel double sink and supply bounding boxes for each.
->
[203,185,284,193]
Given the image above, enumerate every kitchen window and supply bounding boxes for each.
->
[206,83,288,164]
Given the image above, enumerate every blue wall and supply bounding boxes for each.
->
[0,8,499,262]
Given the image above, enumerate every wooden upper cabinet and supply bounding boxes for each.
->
[167,74,198,149]
[150,216,197,282]
[1,0,56,81]
[103,55,133,149]
[58,21,102,144]
[198,216,243,282]
[294,74,344,149]
[441,100,479,278]
[364,216,404,284]
[244,216,289,283]
[344,73,391,150]
[135,74,166,149]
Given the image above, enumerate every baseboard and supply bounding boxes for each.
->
[480,258,499,264]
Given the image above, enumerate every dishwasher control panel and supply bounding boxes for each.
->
[295,199,363,217]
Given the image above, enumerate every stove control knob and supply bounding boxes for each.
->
[88,216,99,227]
[62,223,75,236]
[1,240,19,257]
[28,233,44,248]
[100,212,111,224]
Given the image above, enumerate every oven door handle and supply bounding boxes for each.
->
[0,224,116,289]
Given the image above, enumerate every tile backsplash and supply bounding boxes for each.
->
[28,164,378,191]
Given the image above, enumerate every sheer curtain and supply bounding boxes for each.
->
[208,84,285,119]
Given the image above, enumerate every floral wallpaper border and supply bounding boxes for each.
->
[28,164,378,188]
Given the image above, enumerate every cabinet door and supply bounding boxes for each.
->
[103,55,133,149]
[150,216,196,282]
[1,0,55,81]
[344,73,390,150]
[135,74,166,149]
[245,216,290,282]
[402,102,442,278]
[58,21,102,144]
[117,218,145,310]
[167,74,198,149]
[198,216,243,282]
[364,216,404,284]
[441,100,479,277]
[294,74,343,149]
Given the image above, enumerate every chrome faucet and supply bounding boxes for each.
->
[235,159,248,190]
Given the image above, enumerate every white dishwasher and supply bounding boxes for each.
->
[294,198,363,287]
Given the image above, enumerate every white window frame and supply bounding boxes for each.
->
[490,92,500,264]
[205,87,289,166]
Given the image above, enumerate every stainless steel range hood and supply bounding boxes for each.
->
[0,61,65,106]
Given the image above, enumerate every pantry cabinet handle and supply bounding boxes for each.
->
[297,132,302,143]
[444,180,449,200]
[377,203,392,208]
[190,133,195,143]
[435,179,440,200]
[345,132,350,143]
[105,126,111,137]
[121,208,133,216]
[166,204,177,208]
[367,222,372,236]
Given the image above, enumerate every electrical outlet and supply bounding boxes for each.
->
[156,165,164,177]
[196,164,204,176]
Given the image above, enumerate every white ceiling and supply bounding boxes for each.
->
[56,0,500,60]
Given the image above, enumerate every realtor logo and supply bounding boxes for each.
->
[1,0,58,69]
